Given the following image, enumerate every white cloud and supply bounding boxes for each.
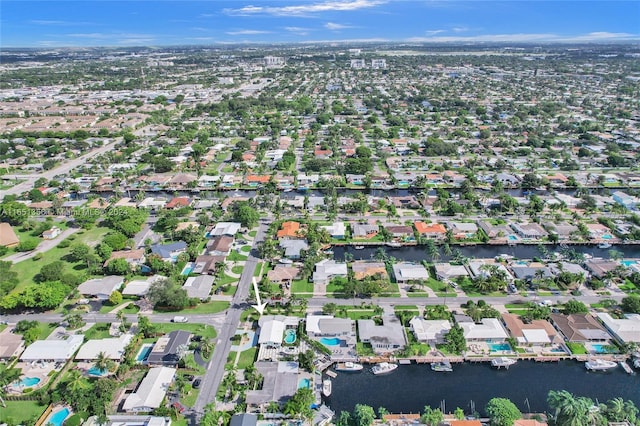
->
[226,29,272,35]
[452,26,469,33]
[285,26,312,36]
[425,29,445,35]
[405,31,639,43]
[325,22,354,30]
[224,0,386,17]
[30,19,94,26]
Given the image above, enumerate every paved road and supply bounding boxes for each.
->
[191,223,268,420]
[3,228,79,263]
[1,139,119,200]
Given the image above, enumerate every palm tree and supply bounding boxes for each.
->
[66,369,89,394]
[201,339,215,359]
[0,367,21,407]
[94,351,111,374]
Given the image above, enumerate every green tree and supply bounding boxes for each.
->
[562,299,588,315]
[352,404,376,426]
[444,324,466,355]
[486,397,522,426]
[621,294,640,313]
[232,202,260,228]
[283,387,314,420]
[108,290,123,305]
[421,406,444,426]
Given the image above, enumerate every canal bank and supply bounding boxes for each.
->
[323,360,640,417]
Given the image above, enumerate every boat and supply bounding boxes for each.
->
[335,362,364,372]
[354,245,365,250]
[371,362,398,375]
[620,361,635,375]
[598,242,612,249]
[585,358,617,371]
[491,357,517,369]
[386,242,402,248]
[431,361,453,372]
[633,358,640,369]
[322,379,332,397]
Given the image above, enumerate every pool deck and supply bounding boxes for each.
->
[7,362,55,395]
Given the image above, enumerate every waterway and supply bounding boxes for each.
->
[323,361,640,417]
[333,244,640,262]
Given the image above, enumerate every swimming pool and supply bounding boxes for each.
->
[592,344,616,354]
[298,378,310,389]
[136,344,154,362]
[46,407,70,426]
[320,337,342,346]
[489,343,512,352]
[14,377,40,388]
[87,366,108,376]
[621,260,637,267]
[181,263,194,275]
[284,329,297,344]
[602,234,613,240]
[508,235,518,241]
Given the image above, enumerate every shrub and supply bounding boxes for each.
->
[32,253,43,261]
[58,239,71,248]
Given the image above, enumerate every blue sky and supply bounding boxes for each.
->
[2,1,639,47]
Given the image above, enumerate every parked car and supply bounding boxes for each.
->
[193,378,202,389]
[172,402,185,413]
[172,316,188,323]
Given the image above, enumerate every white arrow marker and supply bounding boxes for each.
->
[252,277,267,315]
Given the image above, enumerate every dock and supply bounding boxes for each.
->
[325,370,337,378]
[620,361,635,375]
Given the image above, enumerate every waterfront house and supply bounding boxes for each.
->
[150,241,187,262]
[358,317,406,354]
[351,261,388,280]
[165,197,191,209]
[384,225,414,240]
[477,220,511,240]
[138,197,167,211]
[245,361,298,409]
[230,414,258,426]
[182,275,214,300]
[414,221,447,240]
[510,222,548,240]
[595,313,640,344]
[312,259,348,285]
[279,239,309,259]
[306,315,355,340]
[434,263,470,281]
[322,222,347,239]
[392,262,429,283]
[447,222,478,239]
[147,330,191,366]
[584,259,620,279]
[192,254,226,275]
[408,317,451,344]
[467,260,514,282]
[460,318,509,343]
[257,317,285,348]
[501,314,562,348]
[389,196,420,209]
[548,313,611,343]
[612,191,638,210]
[510,266,553,281]
[78,276,124,300]
[122,367,176,412]
[352,223,379,239]
[0,223,20,248]
[546,223,579,241]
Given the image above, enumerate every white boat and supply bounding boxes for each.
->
[431,361,453,372]
[585,358,617,371]
[354,245,365,250]
[633,358,640,369]
[322,379,332,397]
[620,361,635,375]
[491,357,517,369]
[335,362,364,372]
[598,242,612,249]
[386,242,402,248]
[371,362,398,375]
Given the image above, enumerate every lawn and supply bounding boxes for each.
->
[98,301,139,314]
[394,305,419,312]
[566,342,587,355]
[240,246,251,253]
[291,279,314,293]
[84,322,113,340]
[154,323,217,338]
[182,385,200,408]
[0,400,46,425]
[236,347,257,369]
[338,309,377,320]
[159,301,230,315]
[228,251,248,262]
[248,230,257,238]
[231,265,244,274]
[37,323,57,340]
[217,273,239,286]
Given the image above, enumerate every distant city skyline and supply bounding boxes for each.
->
[2,0,639,48]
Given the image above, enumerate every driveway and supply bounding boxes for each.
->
[4,228,79,263]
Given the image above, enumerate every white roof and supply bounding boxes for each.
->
[75,334,134,360]
[122,275,165,296]
[305,315,333,335]
[258,320,284,345]
[123,367,176,411]
[409,318,451,341]
[322,222,346,236]
[393,263,429,280]
[596,313,640,343]
[521,329,551,344]
[461,318,509,340]
[78,276,123,297]
[21,334,84,361]
[211,222,241,236]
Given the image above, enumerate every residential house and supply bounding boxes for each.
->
[549,313,611,343]
[447,222,478,239]
[351,261,388,280]
[150,241,187,262]
[267,265,301,286]
[257,315,298,348]
[192,254,226,275]
[210,222,241,237]
[165,197,191,209]
[511,222,548,240]
[595,313,640,344]
[0,328,25,360]
[547,223,579,241]
[510,266,553,281]
[322,222,347,239]
[230,414,258,426]
[358,317,406,354]
[467,260,514,282]
[137,197,167,211]
[122,275,165,297]
[147,330,192,366]
[279,239,309,259]
[312,259,348,285]
[277,221,302,239]
[351,223,379,239]
[21,334,84,362]
[105,249,146,269]
[584,259,620,279]
[206,235,233,256]
[612,191,638,210]
[245,361,298,409]
[182,275,214,300]
[414,221,446,240]
[434,263,470,281]
[42,226,62,240]
[122,367,176,412]
[501,314,563,348]
[392,263,429,283]
[78,276,124,300]
[245,175,271,188]
[460,318,509,343]
[75,334,134,361]
[385,225,414,240]
[0,223,20,248]
[389,196,420,209]
[409,317,451,344]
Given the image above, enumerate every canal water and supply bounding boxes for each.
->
[323,361,640,416]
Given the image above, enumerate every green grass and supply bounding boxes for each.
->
[338,309,377,320]
[37,323,57,340]
[231,265,244,274]
[216,273,239,286]
[154,323,217,338]
[407,292,429,298]
[84,322,113,340]
[182,385,200,408]
[394,305,419,311]
[240,245,251,253]
[248,230,257,237]
[228,251,248,262]
[236,347,257,369]
[0,400,46,424]
[161,301,230,315]
[98,301,139,314]
[566,342,587,355]
[291,279,314,293]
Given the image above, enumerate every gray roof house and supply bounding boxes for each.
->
[279,239,309,259]
[230,414,258,426]
[357,317,406,354]
[182,275,214,300]
[150,241,187,261]
[312,259,348,285]
[78,276,124,300]
[392,262,429,283]
[147,330,191,366]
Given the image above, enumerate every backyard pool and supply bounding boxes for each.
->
[508,235,518,241]
[181,263,195,275]
[489,343,512,352]
[320,337,342,346]
[591,344,616,354]
[13,377,40,388]
[298,378,311,389]
[621,260,637,267]
[136,344,154,362]
[87,366,108,376]
[602,234,613,240]
[46,407,71,426]
[284,329,297,344]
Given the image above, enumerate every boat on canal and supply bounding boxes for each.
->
[322,379,332,397]
[335,362,364,372]
[431,361,453,372]
[491,357,517,369]
[598,242,612,249]
[620,361,635,375]
[585,358,617,371]
[371,362,398,375]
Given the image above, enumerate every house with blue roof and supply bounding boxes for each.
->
[150,241,187,262]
